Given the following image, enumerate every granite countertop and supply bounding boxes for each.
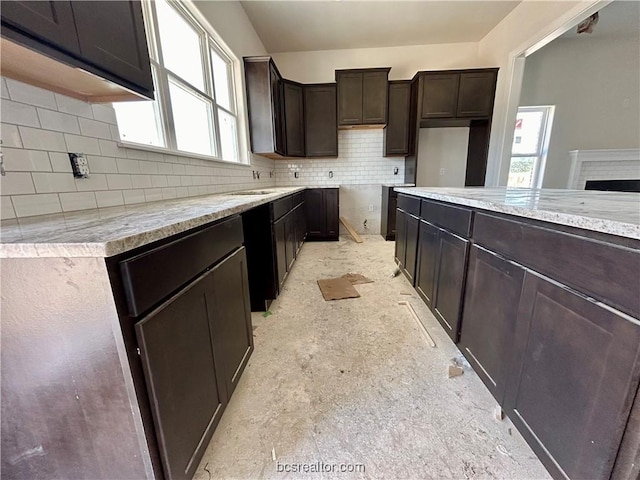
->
[394,187,640,240]
[0,187,305,258]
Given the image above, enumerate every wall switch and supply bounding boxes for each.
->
[69,153,89,178]
[439,168,445,176]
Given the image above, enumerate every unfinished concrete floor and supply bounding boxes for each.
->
[195,236,550,479]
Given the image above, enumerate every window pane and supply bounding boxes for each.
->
[218,109,238,162]
[113,101,164,147]
[211,48,232,111]
[169,81,213,156]
[507,156,537,188]
[156,0,204,90]
[512,110,544,155]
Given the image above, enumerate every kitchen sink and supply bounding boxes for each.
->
[228,190,274,195]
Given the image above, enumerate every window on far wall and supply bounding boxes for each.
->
[508,106,555,188]
[113,0,241,163]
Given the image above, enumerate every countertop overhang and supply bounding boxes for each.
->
[394,187,640,240]
[0,187,307,258]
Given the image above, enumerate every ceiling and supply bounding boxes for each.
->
[560,0,640,40]
[240,1,521,53]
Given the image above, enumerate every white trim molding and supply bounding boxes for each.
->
[567,148,640,189]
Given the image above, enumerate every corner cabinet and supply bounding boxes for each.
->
[336,68,390,126]
[1,0,154,100]
[304,84,338,157]
[384,81,412,156]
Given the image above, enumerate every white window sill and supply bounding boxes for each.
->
[117,140,250,167]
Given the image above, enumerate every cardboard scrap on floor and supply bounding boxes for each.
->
[317,272,373,301]
[448,357,464,378]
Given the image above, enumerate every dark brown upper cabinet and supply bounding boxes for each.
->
[419,69,497,121]
[384,81,412,156]
[336,68,390,127]
[304,84,338,157]
[0,0,153,101]
[283,81,305,157]
[244,57,286,158]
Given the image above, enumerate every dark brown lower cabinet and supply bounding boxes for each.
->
[305,188,339,241]
[394,209,419,284]
[504,271,640,480]
[458,245,524,404]
[285,211,296,270]
[415,220,439,307]
[274,216,287,290]
[380,186,397,241]
[136,246,252,480]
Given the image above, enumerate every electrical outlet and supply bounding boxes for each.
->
[368,204,374,212]
[69,153,89,178]
[439,168,445,176]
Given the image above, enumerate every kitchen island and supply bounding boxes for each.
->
[393,186,640,480]
[0,186,311,480]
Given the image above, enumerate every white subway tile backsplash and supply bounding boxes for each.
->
[78,117,112,140]
[11,193,62,217]
[19,126,66,152]
[2,100,41,127]
[59,192,97,212]
[1,171,35,195]
[139,160,159,174]
[87,155,118,174]
[95,190,124,208]
[167,176,181,187]
[91,104,118,125]
[75,174,108,192]
[123,189,146,205]
[98,139,123,157]
[1,197,16,220]
[37,108,80,134]
[1,78,9,99]
[6,79,57,109]
[125,148,148,160]
[55,94,93,119]
[64,134,101,155]
[109,124,120,141]
[106,174,133,190]
[151,175,168,188]
[144,188,163,202]
[2,148,51,172]
[1,123,23,148]
[32,172,77,193]
[161,187,177,200]
[131,174,152,189]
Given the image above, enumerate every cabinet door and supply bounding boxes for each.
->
[384,82,411,156]
[456,72,496,118]
[420,74,459,119]
[71,1,153,94]
[415,220,439,307]
[270,64,285,155]
[274,217,287,289]
[304,84,338,157]
[305,188,325,238]
[387,192,398,238]
[1,1,80,56]
[362,71,388,124]
[432,229,469,341]
[210,248,253,399]
[285,212,296,269]
[458,245,524,404]
[136,269,226,480]
[395,209,407,267]
[283,82,305,157]
[324,189,339,238]
[404,213,420,285]
[337,72,363,125]
[504,272,640,480]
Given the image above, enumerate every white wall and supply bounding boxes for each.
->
[416,128,469,188]
[477,0,603,186]
[519,35,640,188]
[271,42,481,83]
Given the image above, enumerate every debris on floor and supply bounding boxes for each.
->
[398,301,436,347]
[317,277,360,301]
[390,267,401,277]
[448,357,465,378]
[271,448,277,462]
[339,216,364,243]
[262,310,273,318]
[494,405,505,421]
[341,273,373,285]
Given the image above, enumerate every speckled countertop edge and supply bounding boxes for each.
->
[395,187,640,240]
[0,187,307,259]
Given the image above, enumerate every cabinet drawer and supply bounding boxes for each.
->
[474,213,640,317]
[272,195,293,221]
[421,199,472,238]
[397,194,420,216]
[120,216,244,317]
[293,191,305,208]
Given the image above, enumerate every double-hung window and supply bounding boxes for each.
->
[113,0,240,163]
[507,106,555,188]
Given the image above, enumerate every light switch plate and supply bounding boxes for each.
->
[69,153,89,178]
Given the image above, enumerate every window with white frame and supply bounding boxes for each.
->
[507,106,555,188]
[113,0,240,163]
